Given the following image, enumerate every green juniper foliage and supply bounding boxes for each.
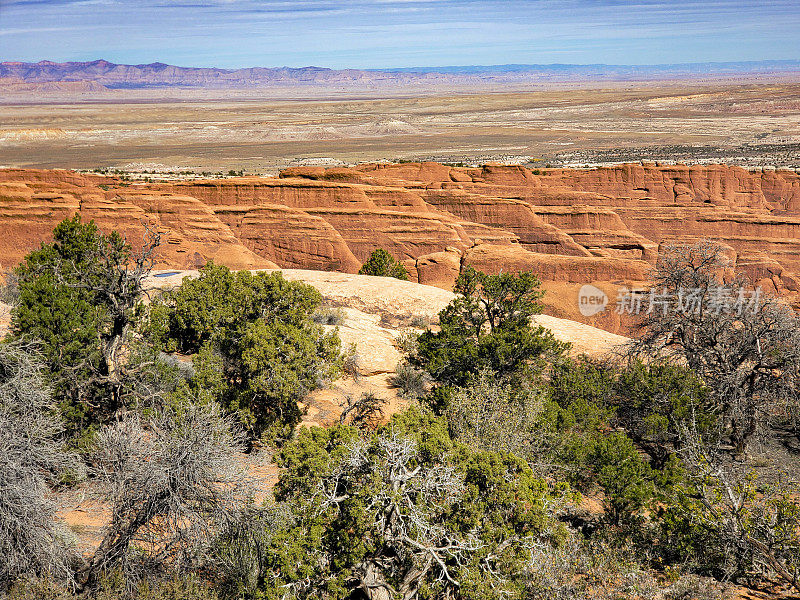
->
[612,360,716,469]
[547,356,614,433]
[148,263,341,440]
[258,406,573,600]
[358,248,410,280]
[412,266,568,387]
[9,216,156,430]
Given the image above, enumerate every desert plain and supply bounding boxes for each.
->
[2,79,800,173]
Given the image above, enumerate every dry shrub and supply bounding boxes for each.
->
[525,535,731,600]
[395,329,419,355]
[409,314,432,328]
[342,342,363,380]
[312,306,346,326]
[85,400,250,589]
[211,504,293,597]
[390,360,427,398]
[8,573,221,600]
[338,391,387,429]
[0,342,82,591]
[445,370,549,461]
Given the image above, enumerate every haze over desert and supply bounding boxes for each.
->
[3,76,800,173]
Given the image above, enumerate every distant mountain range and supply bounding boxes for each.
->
[2,59,799,89]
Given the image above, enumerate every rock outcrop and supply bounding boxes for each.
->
[3,162,800,334]
[0,172,275,270]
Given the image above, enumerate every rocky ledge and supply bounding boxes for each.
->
[3,162,800,333]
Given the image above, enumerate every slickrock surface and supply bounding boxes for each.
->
[139,268,628,436]
[148,269,629,358]
[4,162,800,333]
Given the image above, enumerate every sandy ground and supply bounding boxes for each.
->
[3,82,800,172]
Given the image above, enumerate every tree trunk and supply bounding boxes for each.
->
[731,424,748,460]
[360,561,394,600]
[83,493,168,590]
[399,555,433,600]
[731,404,758,460]
[100,316,127,412]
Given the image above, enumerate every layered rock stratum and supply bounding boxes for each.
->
[3,162,800,333]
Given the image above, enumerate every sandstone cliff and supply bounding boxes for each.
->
[3,162,800,333]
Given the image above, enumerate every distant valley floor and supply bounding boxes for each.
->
[2,81,800,172]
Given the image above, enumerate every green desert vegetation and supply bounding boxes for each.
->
[358,248,410,281]
[146,262,342,441]
[1,220,799,599]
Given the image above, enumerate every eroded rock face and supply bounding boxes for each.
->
[3,162,800,334]
[0,174,276,270]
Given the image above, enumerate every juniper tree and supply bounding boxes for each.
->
[9,216,160,428]
[148,263,341,439]
[632,240,800,457]
[661,424,800,590]
[261,407,573,600]
[358,249,409,281]
[412,266,568,387]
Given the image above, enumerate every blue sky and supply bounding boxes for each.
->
[1,0,798,69]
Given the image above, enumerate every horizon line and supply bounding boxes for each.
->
[3,57,800,72]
